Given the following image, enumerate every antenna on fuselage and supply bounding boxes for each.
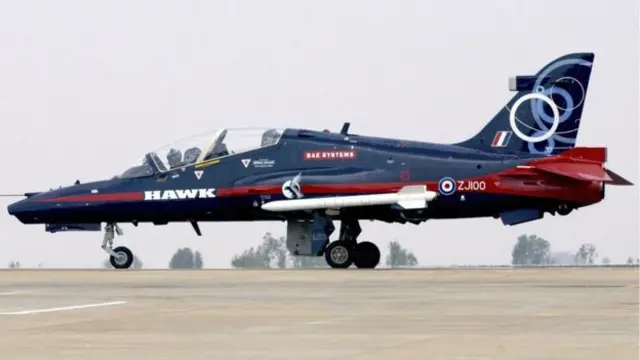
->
[340,122,350,135]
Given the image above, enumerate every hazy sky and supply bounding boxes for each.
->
[0,0,638,268]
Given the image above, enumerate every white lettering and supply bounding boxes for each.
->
[144,191,162,200]
[253,159,275,168]
[175,189,199,199]
[457,180,486,192]
[162,190,177,200]
[198,188,216,198]
[143,188,217,201]
[303,150,356,160]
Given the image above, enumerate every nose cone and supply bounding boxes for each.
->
[8,198,27,215]
[7,198,38,224]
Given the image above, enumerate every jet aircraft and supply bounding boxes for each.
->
[6,52,633,269]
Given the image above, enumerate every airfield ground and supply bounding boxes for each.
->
[0,268,637,360]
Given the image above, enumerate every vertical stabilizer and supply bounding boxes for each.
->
[455,53,595,156]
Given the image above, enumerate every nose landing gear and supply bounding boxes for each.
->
[102,223,134,269]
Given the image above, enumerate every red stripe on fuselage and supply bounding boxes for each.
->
[216,182,427,197]
[36,192,144,202]
[36,183,428,203]
[34,170,602,206]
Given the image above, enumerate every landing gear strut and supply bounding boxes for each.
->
[324,219,380,269]
[102,223,134,269]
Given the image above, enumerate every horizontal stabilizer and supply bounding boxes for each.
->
[604,168,634,186]
[262,185,437,212]
[529,147,633,185]
[558,147,607,162]
[528,147,615,182]
[533,162,612,182]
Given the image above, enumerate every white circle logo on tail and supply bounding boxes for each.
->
[509,92,560,143]
[438,177,456,196]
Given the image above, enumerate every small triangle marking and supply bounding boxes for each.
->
[194,170,203,180]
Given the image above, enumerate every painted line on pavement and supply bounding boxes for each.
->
[0,301,127,315]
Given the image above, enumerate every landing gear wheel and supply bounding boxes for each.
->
[557,204,573,216]
[324,240,354,269]
[353,241,380,269]
[109,246,134,269]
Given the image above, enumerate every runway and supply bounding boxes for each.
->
[0,268,637,360]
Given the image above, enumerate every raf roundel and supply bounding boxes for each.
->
[438,177,456,196]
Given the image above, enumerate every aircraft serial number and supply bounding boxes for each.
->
[457,180,486,191]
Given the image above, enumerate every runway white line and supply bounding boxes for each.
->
[0,291,24,296]
[244,317,354,333]
[0,290,37,296]
[303,320,333,325]
[0,301,127,315]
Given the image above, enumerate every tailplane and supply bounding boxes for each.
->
[526,147,633,186]
[455,52,595,156]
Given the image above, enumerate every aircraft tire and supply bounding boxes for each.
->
[324,240,354,269]
[353,241,380,269]
[109,246,134,269]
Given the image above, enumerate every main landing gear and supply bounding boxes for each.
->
[102,223,134,269]
[324,219,380,269]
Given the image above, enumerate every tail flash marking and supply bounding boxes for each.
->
[491,131,513,147]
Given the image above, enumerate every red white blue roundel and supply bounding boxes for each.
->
[438,177,456,195]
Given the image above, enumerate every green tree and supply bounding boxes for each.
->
[511,234,552,265]
[385,240,418,268]
[262,233,288,269]
[169,247,204,269]
[549,252,575,265]
[574,243,597,265]
[8,261,21,269]
[627,257,634,265]
[102,255,143,269]
[231,232,328,269]
[601,256,611,265]
[231,233,285,269]
[291,254,329,268]
[231,247,269,268]
[194,251,204,269]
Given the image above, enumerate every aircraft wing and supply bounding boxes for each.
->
[261,185,438,212]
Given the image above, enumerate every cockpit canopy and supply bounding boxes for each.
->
[118,127,284,178]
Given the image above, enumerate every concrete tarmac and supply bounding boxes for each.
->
[0,268,637,360]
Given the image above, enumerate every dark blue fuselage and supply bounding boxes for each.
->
[7,128,576,228]
[8,52,607,229]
